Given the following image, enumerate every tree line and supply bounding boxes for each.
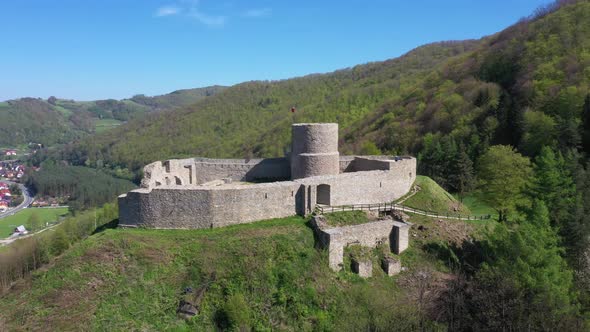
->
[24,164,136,211]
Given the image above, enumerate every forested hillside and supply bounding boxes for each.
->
[66,40,480,170]
[0,86,225,147]
[60,2,586,174]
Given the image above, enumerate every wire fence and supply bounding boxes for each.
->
[316,202,493,221]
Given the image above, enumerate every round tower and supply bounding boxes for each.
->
[290,123,340,179]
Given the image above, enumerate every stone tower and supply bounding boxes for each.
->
[290,123,340,179]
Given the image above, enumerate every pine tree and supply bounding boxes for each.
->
[477,200,578,328]
[449,145,475,202]
[530,146,577,228]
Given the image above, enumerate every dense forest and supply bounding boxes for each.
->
[0,86,225,146]
[24,164,136,211]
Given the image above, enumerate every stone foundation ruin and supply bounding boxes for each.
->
[118,123,416,229]
[310,213,411,277]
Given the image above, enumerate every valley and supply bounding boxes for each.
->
[1,1,590,330]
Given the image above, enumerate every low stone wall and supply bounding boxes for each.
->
[311,215,411,272]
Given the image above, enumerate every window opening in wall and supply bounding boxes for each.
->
[175,176,182,185]
[265,193,268,199]
[380,182,382,188]
[184,165,193,184]
[409,172,412,178]
[165,177,171,185]
[164,161,171,173]
[317,184,331,205]
[291,191,294,197]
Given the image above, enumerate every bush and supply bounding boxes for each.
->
[218,293,251,330]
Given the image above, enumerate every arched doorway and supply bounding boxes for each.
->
[317,184,331,205]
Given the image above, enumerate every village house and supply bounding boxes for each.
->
[4,149,17,156]
[12,225,28,236]
[0,161,25,179]
[32,199,49,207]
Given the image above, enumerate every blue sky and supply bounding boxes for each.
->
[0,0,550,101]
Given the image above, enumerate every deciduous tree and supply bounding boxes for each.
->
[477,145,532,221]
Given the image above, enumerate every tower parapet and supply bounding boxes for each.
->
[290,123,340,179]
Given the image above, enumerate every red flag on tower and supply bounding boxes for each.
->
[290,107,296,113]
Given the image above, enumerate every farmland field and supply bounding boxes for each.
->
[0,207,69,238]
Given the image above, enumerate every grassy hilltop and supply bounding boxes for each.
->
[0,212,485,331]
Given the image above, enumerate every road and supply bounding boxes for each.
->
[0,180,34,219]
[0,221,59,246]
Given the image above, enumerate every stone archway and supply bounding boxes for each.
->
[317,184,331,205]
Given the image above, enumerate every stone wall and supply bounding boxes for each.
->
[119,181,301,229]
[120,156,417,229]
[310,215,411,271]
[119,188,213,229]
[297,166,415,207]
[120,120,416,229]
[140,157,290,189]
[340,155,400,173]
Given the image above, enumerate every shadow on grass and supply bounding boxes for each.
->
[423,239,484,275]
[92,218,119,235]
[304,217,325,250]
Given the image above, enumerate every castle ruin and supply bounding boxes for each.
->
[118,123,416,229]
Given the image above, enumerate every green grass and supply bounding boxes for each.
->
[402,176,471,215]
[324,210,370,227]
[456,194,497,217]
[0,207,69,238]
[0,215,448,331]
[94,118,123,133]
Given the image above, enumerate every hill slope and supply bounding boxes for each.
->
[65,1,590,175]
[0,86,226,147]
[0,215,484,330]
[68,40,480,170]
[401,176,471,215]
